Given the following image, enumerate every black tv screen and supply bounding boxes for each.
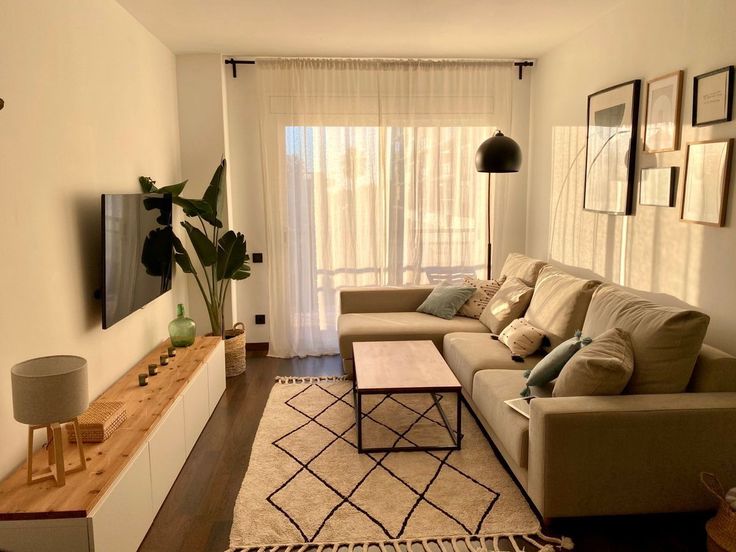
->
[101,193,173,329]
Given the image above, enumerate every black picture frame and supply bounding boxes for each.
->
[583,79,641,215]
[639,167,677,207]
[693,65,734,126]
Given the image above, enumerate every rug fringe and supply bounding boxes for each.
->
[275,375,350,384]
[226,531,573,552]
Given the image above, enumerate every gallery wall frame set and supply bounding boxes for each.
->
[680,139,733,227]
[693,65,734,127]
[643,71,683,153]
[583,79,641,215]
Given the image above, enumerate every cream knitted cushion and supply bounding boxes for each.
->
[480,277,534,334]
[498,318,546,359]
[458,276,506,319]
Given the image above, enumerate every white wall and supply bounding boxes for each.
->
[175,54,238,334]
[526,0,736,353]
[0,0,183,478]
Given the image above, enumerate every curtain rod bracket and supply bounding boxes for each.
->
[513,61,534,80]
[224,58,256,78]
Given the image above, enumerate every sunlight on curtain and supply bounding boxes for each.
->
[257,58,514,357]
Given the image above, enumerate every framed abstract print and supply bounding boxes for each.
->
[643,71,683,153]
[681,139,733,226]
[584,80,641,215]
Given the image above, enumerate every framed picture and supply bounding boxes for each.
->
[643,71,683,153]
[640,167,677,207]
[584,80,641,215]
[693,66,734,126]
[681,139,733,226]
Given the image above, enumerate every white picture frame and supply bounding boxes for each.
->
[681,140,733,226]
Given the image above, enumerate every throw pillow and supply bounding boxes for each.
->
[457,276,506,319]
[416,281,476,320]
[498,318,546,359]
[479,277,534,334]
[553,327,634,397]
[521,330,592,397]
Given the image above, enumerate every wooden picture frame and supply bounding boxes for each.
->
[643,71,683,153]
[693,66,734,126]
[680,139,733,226]
[640,167,677,207]
[584,80,641,215]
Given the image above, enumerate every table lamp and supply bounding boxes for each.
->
[11,355,89,486]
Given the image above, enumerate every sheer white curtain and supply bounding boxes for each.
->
[256,58,514,357]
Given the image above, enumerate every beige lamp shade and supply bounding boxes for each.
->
[11,356,89,426]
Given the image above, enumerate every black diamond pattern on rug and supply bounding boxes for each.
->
[265,383,500,542]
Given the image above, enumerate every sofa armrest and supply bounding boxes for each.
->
[339,286,433,314]
[528,393,736,518]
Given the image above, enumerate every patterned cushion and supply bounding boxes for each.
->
[498,318,546,359]
[457,276,506,319]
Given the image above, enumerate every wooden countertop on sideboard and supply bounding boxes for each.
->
[0,336,222,520]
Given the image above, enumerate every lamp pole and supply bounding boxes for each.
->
[486,173,492,280]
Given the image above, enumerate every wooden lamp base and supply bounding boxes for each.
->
[27,418,87,486]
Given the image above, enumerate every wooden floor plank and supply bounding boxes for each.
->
[139,353,707,552]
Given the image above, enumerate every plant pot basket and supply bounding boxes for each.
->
[702,472,736,551]
[223,322,247,377]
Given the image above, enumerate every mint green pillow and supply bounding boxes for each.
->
[521,330,592,397]
[417,281,476,320]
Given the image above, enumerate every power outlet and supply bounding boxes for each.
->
[252,252,263,263]
[255,314,266,325]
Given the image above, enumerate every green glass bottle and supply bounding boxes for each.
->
[168,304,196,347]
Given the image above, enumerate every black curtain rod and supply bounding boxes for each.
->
[224,57,534,79]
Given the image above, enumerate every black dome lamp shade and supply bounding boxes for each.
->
[475,130,522,279]
[475,130,522,173]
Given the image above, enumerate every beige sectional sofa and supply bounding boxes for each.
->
[337,253,736,519]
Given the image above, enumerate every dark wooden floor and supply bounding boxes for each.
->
[139,354,709,552]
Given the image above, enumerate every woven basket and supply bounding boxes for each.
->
[224,322,246,377]
[67,401,127,443]
[702,472,736,552]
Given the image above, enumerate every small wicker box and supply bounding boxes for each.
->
[67,401,127,443]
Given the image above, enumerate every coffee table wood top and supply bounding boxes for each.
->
[353,340,461,393]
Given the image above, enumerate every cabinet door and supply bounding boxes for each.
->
[183,365,210,455]
[207,341,226,414]
[148,396,186,511]
[91,445,153,552]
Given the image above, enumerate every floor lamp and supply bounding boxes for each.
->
[475,130,522,279]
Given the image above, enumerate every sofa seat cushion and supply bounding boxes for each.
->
[471,369,542,468]
[582,284,710,394]
[338,312,488,359]
[443,332,543,392]
[524,265,600,350]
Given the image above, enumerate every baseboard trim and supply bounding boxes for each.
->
[246,342,269,351]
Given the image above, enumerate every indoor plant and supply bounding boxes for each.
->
[139,159,250,338]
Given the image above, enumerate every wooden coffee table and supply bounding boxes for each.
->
[352,340,462,453]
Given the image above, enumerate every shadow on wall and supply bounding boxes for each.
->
[547,125,705,308]
[75,192,102,330]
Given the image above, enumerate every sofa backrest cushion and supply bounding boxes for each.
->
[525,265,600,350]
[688,344,736,392]
[582,284,710,394]
[499,253,547,287]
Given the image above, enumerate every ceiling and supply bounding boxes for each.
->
[116,0,622,59]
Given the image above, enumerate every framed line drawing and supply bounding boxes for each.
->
[681,139,733,226]
[640,167,677,207]
[584,79,641,215]
[643,71,683,153]
[693,66,734,126]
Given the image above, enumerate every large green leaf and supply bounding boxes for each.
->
[139,177,188,197]
[231,260,251,280]
[139,176,157,193]
[216,231,248,280]
[172,235,197,274]
[202,160,226,218]
[157,180,188,197]
[181,221,217,267]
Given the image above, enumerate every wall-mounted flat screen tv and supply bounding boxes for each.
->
[101,193,173,329]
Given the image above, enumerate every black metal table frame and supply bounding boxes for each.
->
[353,382,462,453]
